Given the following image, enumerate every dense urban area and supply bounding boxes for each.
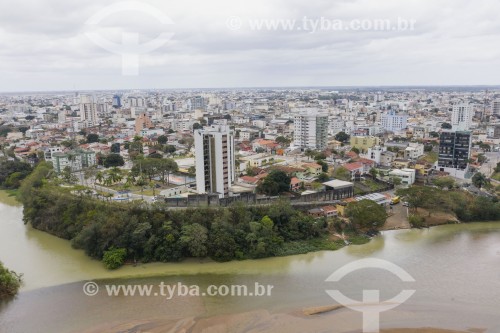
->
[1,87,499,290]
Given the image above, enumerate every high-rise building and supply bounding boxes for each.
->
[112,95,122,108]
[380,110,408,132]
[451,103,473,131]
[135,113,153,134]
[190,96,206,110]
[491,99,500,116]
[79,95,99,127]
[437,131,472,179]
[194,125,235,198]
[293,111,328,150]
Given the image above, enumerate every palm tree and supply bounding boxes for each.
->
[472,172,489,189]
[95,171,104,185]
[107,167,123,184]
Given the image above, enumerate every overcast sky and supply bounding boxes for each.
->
[1,0,500,92]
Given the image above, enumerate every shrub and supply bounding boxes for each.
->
[408,214,426,228]
[0,261,22,299]
[102,247,127,269]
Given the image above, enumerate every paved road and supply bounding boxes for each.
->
[478,152,500,177]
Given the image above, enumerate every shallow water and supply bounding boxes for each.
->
[1,191,500,332]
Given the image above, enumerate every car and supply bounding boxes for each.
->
[402,201,409,207]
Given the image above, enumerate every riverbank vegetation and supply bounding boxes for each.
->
[0,261,22,300]
[396,186,500,224]
[19,164,371,268]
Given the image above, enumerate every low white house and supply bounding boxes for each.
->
[388,168,416,185]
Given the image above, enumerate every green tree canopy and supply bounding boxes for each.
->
[103,154,125,168]
[0,261,22,299]
[432,176,455,189]
[86,133,99,143]
[335,131,350,143]
[257,170,291,196]
[472,172,489,189]
[103,247,127,269]
[346,199,387,229]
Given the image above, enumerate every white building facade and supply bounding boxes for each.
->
[381,111,408,132]
[451,103,473,131]
[293,111,328,150]
[194,125,235,198]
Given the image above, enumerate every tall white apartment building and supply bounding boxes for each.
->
[194,125,235,198]
[79,95,99,127]
[381,110,408,132]
[293,110,328,150]
[451,103,473,131]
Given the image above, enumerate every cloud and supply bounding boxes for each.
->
[0,0,500,91]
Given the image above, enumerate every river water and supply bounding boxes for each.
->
[1,191,500,333]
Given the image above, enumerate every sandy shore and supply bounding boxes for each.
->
[80,307,485,333]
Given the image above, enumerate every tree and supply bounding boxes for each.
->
[317,160,328,172]
[396,186,441,213]
[369,167,378,179]
[275,136,291,147]
[432,176,455,189]
[429,131,440,138]
[107,167,123,184]
[317,173,330,182]
[246,216,281,258]
[391,177,402,186]
[0,261,22,299]
[157,135,168,145]
[95,171,104,184]
[102,247,127,269]
[61,166,77,184]
[332,166,350,181]
[346,199,387,229]
[103,154,125,168]
[472,172,489,189]
[163,145,176,155]
[257,170,291,196]
[0,160,33,188]
[479,143,491,152]
[187,166,196,177]
[441,122,452,129]
[86,133,99,143]
[314,153,327,161]
[350,147,360,155]
[184,137,194,152]
[149,152,163,159]
[158,158,178,185]
[128,141,143,160]
[18,126,29,135]
[304,149,315,160]
[335,131,350,143]
[192,123,202,130]
[208,223,238,262]
[110,143,120,153]
[180,223,208,257]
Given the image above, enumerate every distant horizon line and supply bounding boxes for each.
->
[2,84,500,95]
